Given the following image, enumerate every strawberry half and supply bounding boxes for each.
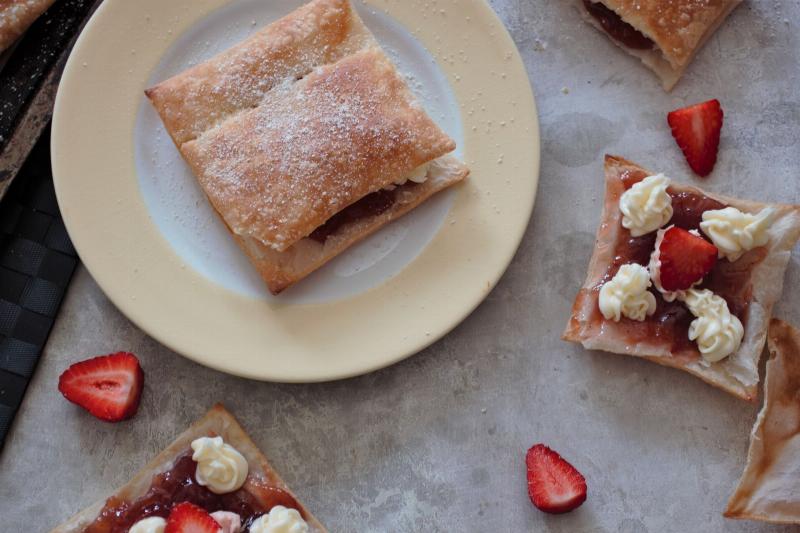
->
[166,502,221,533]
[667,99,723,177]
[57,352,144,422]
[526,444,587,514]
[657,226,718,291]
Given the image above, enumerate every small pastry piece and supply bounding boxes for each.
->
[50,404,326,532]
[0,0,55,53]
[563,155,800,401]
[577,1,742,90]
[146,0,468,294]
[725,320,800,524]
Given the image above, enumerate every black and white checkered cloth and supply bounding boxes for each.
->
[0,129,77,446]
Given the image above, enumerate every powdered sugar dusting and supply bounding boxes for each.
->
[596,0,734,66]
[135,0,463,302]
[185,46,454,251]
[147,0,376,145]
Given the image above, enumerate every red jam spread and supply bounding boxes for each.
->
[583,0,655,50]
[309,187,397,243]
[592,170,764,358]
[83,452,301,533]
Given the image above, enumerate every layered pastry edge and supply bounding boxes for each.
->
[576,0,743,90]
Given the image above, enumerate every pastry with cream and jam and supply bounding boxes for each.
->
[563,155,800,401]
[50,405,326,533]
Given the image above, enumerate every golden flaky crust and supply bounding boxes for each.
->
[563,155,800,401]
[0,0,55,53]
[50,404,327,533]
[725,320,800,524]
[145,0,376,146]
[237,155,468,294]
[578,0,742,90]
[180,46,456,253]
[145,0,465,293]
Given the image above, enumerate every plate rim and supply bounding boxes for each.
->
[51,0,541,382]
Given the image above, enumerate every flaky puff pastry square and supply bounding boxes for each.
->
[50,404,327,532]
[563,156,800,401]
[577,0,742,90]
[146,0,467,293]
[726,320,800,524]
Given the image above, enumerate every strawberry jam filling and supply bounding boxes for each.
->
[309,187,396,243]
[583,0,654,50]
[592,169,764,359]
[83,451,301,533]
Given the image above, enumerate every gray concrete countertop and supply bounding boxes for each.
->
[2,1,799,531]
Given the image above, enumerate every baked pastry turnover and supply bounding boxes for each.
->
[563,156,800,401]
[577,0,742,90]
[146,0,468,294]
[726,320,800,524]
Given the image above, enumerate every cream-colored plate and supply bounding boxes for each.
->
[52,0,539,382]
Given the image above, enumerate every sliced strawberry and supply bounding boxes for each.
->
[658,226,718,291]
[57,352,144,422]
[667,99,723,177]
[526,444,587,514]
[165,502,221,533]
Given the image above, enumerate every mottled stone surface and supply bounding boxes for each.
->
[2,1,800,531]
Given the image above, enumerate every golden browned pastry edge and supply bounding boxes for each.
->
[563,155,800,401]
[725,320,800,524]
[50,404,327,533]
[235,155,469,294]
[577,0,742,90]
